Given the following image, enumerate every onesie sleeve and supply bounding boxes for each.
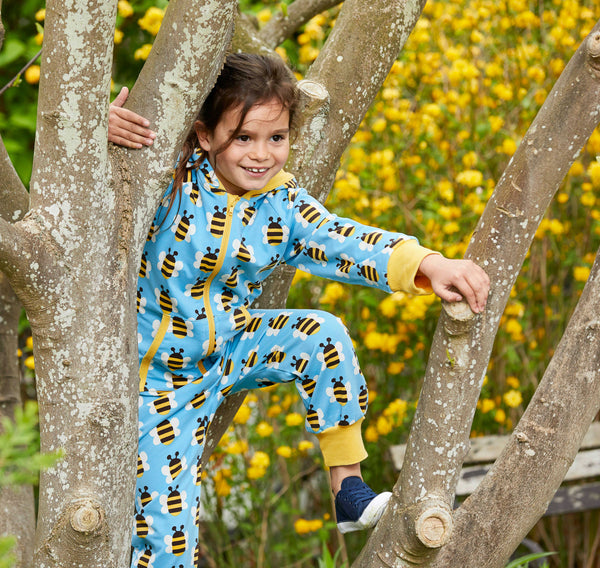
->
[283,187,437,295]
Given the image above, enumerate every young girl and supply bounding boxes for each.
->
[110,53,489,568]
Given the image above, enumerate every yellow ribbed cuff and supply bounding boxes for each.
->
[387,239,440,295]
[316,419,368,467]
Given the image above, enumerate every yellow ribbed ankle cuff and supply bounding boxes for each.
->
[316,419,368,467]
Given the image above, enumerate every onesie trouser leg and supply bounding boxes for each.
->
[131,309,369,568]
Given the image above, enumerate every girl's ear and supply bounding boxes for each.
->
[194,121,212,152]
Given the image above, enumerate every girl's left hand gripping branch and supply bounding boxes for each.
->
[417,254,490,314]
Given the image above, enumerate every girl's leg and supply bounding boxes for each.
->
[222,308,390,532]
[329,463,362,494]
[131,364,222,568]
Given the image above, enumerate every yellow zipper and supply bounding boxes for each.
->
[203,193,240,356]
[139,314,170,392]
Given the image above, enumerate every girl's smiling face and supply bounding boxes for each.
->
[196,99,290,196]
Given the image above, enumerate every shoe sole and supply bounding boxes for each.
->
[337,491,392,534]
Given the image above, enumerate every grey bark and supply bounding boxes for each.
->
[258,0,342,48]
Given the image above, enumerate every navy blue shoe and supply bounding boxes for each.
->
[334,476,392,534]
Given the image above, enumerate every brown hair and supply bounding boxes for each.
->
[163,53,298,222]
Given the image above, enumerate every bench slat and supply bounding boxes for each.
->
[389,422,600,471]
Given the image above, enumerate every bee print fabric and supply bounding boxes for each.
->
[132,155,426,567]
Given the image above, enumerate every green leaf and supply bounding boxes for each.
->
[505,551,556,568]
[0,38,26,68]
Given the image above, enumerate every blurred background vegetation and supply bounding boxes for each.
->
[1,0,600,566]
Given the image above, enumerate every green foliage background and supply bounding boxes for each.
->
[2,0,600,566]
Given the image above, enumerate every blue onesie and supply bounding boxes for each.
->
[131,154,434,568]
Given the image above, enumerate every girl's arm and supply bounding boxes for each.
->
[108,87,156,148]
[416,254,489,313]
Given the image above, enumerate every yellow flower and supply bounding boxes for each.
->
[379,294,400,318]
[117,0,134,18]
[226,440,248,455]
[114,29,124,45]
[138,6,164,36]
[499,138,517,155]
[372,118,387,133]
[480,398,495,413]
[35,8,46,21]
[492,84,513,102]
[504,318,524,341]
[294,518,323,534]
[494,408,506,424]
[34,32,44,46]
[24,66,40,85]
[276,446,293,458]
[267,404,281,418]
[214,470,232,496]
[294,519,311,534]
[489,116,504,133]
[256,421,273,437]
[319,282,346,305]
[436,179,454,202]
[24,356,35,370]
[250,451,270,469]
[233,404,252,424]
[364,425,379,443]
[387,361,405,375]
[257,8,272,24]
[285,412,303,427]
[581,193,596,207]
[247,466,267,480]
[456,169,483,188]
[134,44,153,61]
[588,162,600,188]
[574,266,590,282]
[376,415,393,436]
[443,221,460,235]
[297,440,314,452]
[503,389,523,408]
[506,376,520,389]
[549,58,565,77]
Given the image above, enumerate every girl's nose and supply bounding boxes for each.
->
[249,141,268,160]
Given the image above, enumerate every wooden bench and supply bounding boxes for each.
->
[389,422,600,516]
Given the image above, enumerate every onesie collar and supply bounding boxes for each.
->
[193,155,296,197]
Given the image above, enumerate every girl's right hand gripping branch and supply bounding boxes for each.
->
[417,254,490,314]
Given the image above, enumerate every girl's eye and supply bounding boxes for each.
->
[272,134,286,142]
[237,135,250,142]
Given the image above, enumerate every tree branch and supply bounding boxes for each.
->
[435,248,600,567]
[121,0,237,236]
[354,20,600,568]
[257,0,342,48]
[0,133,29,221]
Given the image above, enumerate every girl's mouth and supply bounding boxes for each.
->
[243,167,269,174]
